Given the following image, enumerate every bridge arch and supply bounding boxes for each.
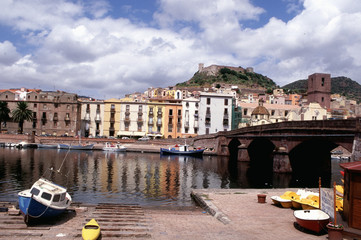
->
[289,138,337,187]
[247,138,276,187]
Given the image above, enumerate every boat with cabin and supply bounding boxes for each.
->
[160,144,205,156]
[18,177,72,223]
[102,142,127,152]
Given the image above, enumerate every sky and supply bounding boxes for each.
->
[0,0,361,99]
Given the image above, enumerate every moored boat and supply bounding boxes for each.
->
[58,143,94,150]
[82,218,101,240]
[160,144,205,156]
[294,209,329,233]
[18,177,72,223]
[38,143,58,149]
[102,142,127,152]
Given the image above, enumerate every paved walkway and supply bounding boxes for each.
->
[1,189,360,239]
[149,189,360,240]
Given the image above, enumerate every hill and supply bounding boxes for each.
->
[176,67,278,92]
[282,76,361,103]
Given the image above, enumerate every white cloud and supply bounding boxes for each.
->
[0,0,361,98]
[0,41,21,65]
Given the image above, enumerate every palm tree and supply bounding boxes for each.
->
[0,101,10,132]
[12,101,33,134]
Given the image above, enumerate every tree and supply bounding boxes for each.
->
[0,101,10,132]
[11,102,33,134]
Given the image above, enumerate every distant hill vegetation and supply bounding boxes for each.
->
[283,76,361,103]
[176,67,278,92]
[176,67,361,103]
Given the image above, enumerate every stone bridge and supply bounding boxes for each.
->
[192,118,361,186]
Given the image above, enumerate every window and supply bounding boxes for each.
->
[178,109,181,116]
[207,98,211,105]
[322,97,324,102]
[139,105,142,111]
[41,192,52,201]
[43,104,47,109]
[169,109,173,116]
[126,105,130,111]
[244,109,248,116]
[224,108,228,114]
[224,99,228,105]
[53,194,60,202]
[34,103,37,108]
[30,188,40,196]
[60,193,66,201]
[322,77,325,86]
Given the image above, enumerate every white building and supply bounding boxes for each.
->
[79,98,104,137]
[181,97,200,137]
[198,92,233,135]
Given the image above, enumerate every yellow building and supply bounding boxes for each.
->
[103,98,122,137]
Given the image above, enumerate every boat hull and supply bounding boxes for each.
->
[160,148,205,156]
[294,209,329,233]
[58,144,94,150]
[18,194,67,218]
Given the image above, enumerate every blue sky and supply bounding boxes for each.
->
[0,0,360,99]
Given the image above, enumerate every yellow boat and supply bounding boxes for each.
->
[82,219,100,240]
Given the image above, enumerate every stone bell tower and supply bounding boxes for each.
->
[307,73,331,109]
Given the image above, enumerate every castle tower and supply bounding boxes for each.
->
[198,63,204,72]
[307,73,331,109]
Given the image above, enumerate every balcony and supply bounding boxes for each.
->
[157,121,162,127]
[53,116,58,121]
[95,114,101,122]
[206,113,211,118]
[84,113,90,121]
[64,116,70,121]
[194,120,199,128]
[110,117,115,122]
[124,117,130,123]
[41,118,47,124]
[223,119,229,126]
[137,118,143,123]
[138,112,143,116]
[184,121,189,128]
[125,111,130,116]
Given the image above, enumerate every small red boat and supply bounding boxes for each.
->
[294,209,330,233]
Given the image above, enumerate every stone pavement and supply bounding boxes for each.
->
[1,189,360,239]
[148,189,360,240]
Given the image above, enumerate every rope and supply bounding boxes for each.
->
[25,194,51,223]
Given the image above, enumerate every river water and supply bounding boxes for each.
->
[0,148,344,207]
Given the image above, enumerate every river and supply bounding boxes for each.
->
[0,148,344,207]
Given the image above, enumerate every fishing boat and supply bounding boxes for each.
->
[82,219,101,240]
[38,143,58,149]
[18,177,72,223]
[102,142,127,152]
[160,144,205,156]
[58,132,94,150]
[57,143,94,150]
[294,209,330,233]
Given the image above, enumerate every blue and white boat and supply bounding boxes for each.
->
[18,177,72,222]
[160,144,205,156]
[58,143,94,150]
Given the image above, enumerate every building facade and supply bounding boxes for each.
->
[79,98,104,137]
[198,92,233,135]
[0,89,81,136]
[181,97,200,138]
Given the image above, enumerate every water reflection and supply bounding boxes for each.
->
[0,148,343,207]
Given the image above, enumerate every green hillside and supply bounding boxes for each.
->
[176,67,278,91]
[282,76,361,103]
